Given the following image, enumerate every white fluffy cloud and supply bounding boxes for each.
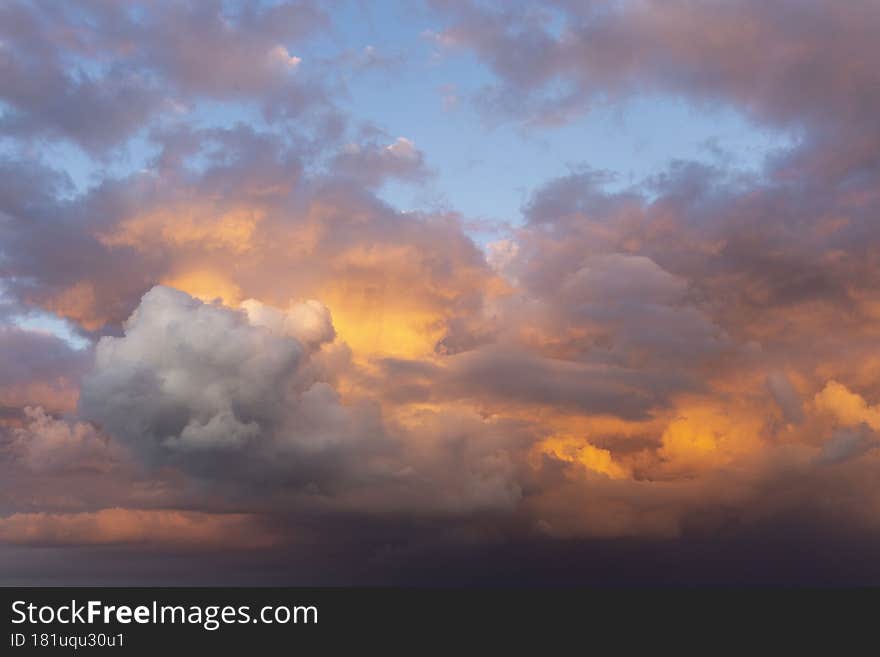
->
[240,297,335,349]
[385,137,417,160]
[79,286,375,484]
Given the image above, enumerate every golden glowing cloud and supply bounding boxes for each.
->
[323,290,445,359]
[161,270,244,306]
[99,205,264,253]
[42,281,106,331]
[659,399,766,470]
[815,380,880,430]
[533,435,629,479]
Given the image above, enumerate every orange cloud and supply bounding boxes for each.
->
[161,269,244,306]
[815,381,880,430]
[41,282,106,331]
[99,204,265,254]
[659,399,766,471]
[533,435,629,479]
[0,508,275,549]
[0,382,79,414]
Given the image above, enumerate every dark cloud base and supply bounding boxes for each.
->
[5,524,880,587]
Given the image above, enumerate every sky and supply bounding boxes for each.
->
[2,0,880,586]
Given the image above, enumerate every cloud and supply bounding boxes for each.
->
[79,286,382,487]
[3,0,880,584]
[241,297,335,350]
[74,286,529,516]
[431,1,880,133]
[766,372,804,424]
[1,121,493,358]
[658,400,765,471]
[332,136,429,187]
[0,508,274,548]
[532,434,629,480]
[267,45,303,70]
[422,348,680,419]
[0,325,89,413]
[818,427,877,466]
[7,406,117,474]
[815,381,880,431]
[0,0,332,151]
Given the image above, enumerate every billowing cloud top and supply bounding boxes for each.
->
[3,0,880,585]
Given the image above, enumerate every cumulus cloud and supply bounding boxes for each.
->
[80,286,381,487]
[241,297,335,350]
[267,45,303,70]
[8,406,116,474]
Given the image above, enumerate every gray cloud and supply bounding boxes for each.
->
[80,285,385,489]
[431,1,880,135]
[0,0,332,151]
[331,137,429,188]
[0,325,88,390]
[766,372,804,425]
[818,427,878,466]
